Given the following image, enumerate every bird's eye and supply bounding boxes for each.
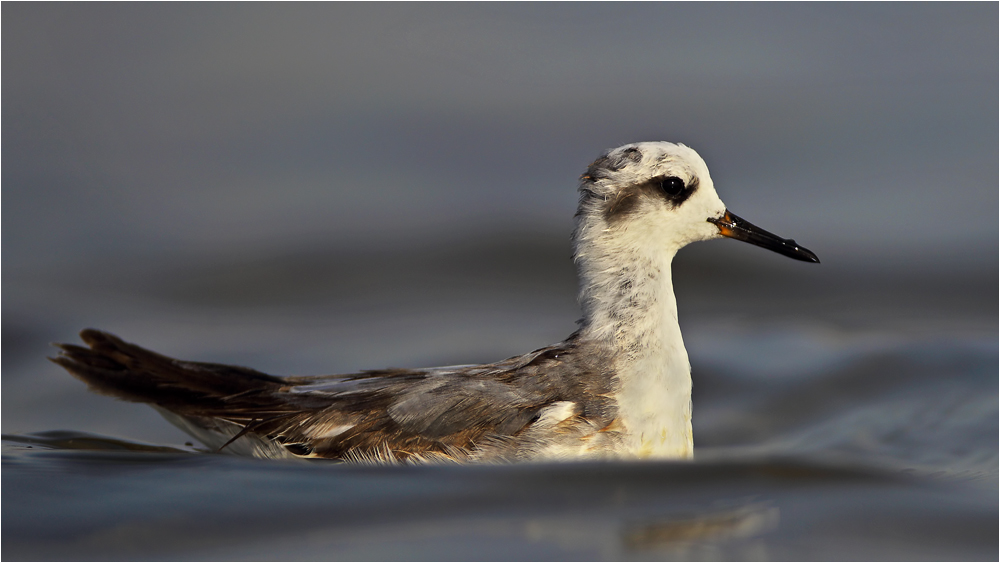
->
[658,177,685,197]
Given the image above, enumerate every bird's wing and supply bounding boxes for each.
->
[52,329,607,462]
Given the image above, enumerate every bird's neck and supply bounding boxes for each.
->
[575,237,693,459]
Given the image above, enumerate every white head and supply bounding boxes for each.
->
[574,142,727,256]
[574,141,819,266]
[573,141,818,342]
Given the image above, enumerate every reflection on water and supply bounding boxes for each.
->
[3,430,199,454]
[3,431,994,561]
[621,501,779,551]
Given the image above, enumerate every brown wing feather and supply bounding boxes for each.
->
[52,329,614,462]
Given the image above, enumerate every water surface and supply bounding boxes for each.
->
[3,242,996,561]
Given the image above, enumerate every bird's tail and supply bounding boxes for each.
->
[50,329,317,457]
[50,329,288,416]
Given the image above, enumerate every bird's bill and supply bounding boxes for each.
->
[709,210,820,263]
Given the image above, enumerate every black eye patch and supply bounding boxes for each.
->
[649,175,698,208]
[602,175,700,222]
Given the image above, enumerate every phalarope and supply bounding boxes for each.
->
[53,142,818,463]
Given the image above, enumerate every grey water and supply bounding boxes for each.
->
[3,3,998,560]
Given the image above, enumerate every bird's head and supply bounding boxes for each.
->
[575,142,819,263]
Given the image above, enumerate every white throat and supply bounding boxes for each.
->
[570,141,731,460]
[575,227,693,459]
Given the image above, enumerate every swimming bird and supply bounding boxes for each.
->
[52,142,818,463]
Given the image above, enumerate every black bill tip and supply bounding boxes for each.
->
[708,210,820,263]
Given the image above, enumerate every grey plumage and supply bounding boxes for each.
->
[53,328,618,462]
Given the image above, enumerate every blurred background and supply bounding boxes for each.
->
[2,5,997,559]
[5,1,995,435]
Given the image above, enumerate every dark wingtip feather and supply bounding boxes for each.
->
[50,329,287,410]
[78,328,121,348]
[51,338,126,372]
